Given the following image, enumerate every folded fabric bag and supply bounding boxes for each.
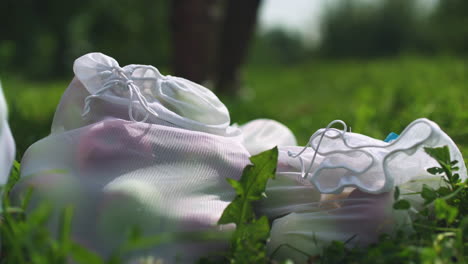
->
[15,52,291,262]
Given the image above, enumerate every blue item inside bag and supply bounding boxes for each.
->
[384,132,399,143]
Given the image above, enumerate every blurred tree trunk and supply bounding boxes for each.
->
[214,0,261,95]
[171,0,261,95]
[170,0,223,84]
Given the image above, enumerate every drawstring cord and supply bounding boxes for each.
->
[288,120,348,179]
[82,66,160,122]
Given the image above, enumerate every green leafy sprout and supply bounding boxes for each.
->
[218,147,278,264]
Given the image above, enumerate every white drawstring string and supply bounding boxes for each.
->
[288,120,348,179]
[82,66,160,122]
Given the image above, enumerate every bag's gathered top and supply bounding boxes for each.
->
[70,52,237,136]
[285,118,467,194]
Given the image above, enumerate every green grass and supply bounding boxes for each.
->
[2,56,468,263]
[224,57,468,154]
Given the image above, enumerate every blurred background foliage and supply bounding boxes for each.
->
[319,0,468,58]
[1,0,468,155]
[2,0,468,79]
[0,0,170,79]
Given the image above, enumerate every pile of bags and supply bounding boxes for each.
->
[3,53,466,263]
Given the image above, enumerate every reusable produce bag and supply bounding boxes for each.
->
[261,118,467,263]
[14,53,296,262]
[0,82,15,185]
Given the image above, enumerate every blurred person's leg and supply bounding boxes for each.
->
[170,0,223,84]
[214,0,262,95]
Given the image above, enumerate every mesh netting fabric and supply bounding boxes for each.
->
[14,53,296,262]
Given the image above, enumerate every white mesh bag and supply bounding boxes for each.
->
[267,188,412,263]
[273,119,466,196]
[260,119,467,263]
[0,82,15,185]
[14,52,300,262]
[15,53,261,261]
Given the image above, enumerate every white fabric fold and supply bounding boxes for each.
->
[0,82,15,185]
[239,119,297,155]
